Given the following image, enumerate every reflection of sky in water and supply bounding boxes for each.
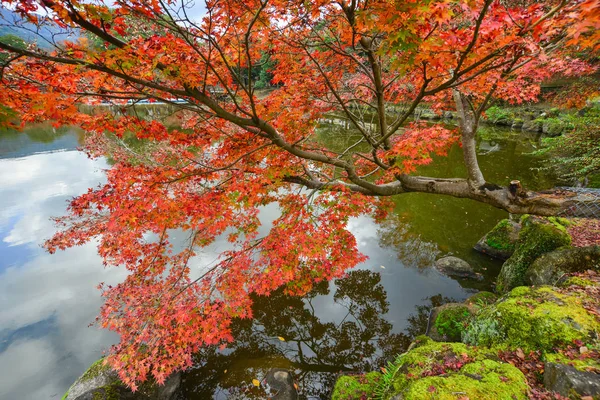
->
[0,131,473,400]
[0,143,121,399]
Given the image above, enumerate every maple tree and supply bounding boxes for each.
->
[0,0,599,388]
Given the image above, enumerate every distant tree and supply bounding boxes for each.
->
[0,34,25,64]
[541,108,600,187]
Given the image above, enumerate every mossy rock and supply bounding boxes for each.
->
[559,276,599,288]
[331,372,381,400]
[542,119,567,137]
[496,216,571,293]
[465,291,498,307]
[62,358,180,400]
[474,219,520,260]
[526,245,600,286]
[380,337,527,400]
[428,303,476,342]
[464,286,600,352]
[545,352,600,373]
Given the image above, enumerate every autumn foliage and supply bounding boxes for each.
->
[0,0,598,388]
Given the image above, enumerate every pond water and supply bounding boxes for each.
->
[0,122,554,399]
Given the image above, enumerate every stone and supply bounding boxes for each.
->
[378,337,528,400]
[434,256,483,280]
[522,119,542,132]
[464,291,498,307]
[427,303,475,342]
[265,368,298,400]
[63,358,181,400]
[542,120,565,137]
[463,286,600,351]
[511,119,524,129]
[474,219,521,260]
[525,245,600,286]
[544,363,600,398]
[496,216,571,293]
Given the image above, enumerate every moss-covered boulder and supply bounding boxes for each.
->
[464,291,498,307]
[331,372,381,400]
[542,119,568,137]
[526,245,600,286]
[428,303,476,342]
[496,216,571,293]
[378,337,527,400]
[474,219,521,260]
[463,286,600,352]
[62,358,180,400]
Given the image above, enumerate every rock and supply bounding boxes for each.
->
[443,111,456,119]
[63,358,181,400]
[525,245,600,286]
[496,216,571,293]
[464,291,498,307]
[511,119,524,129]
[331,372,381,400]
[474,219,521,260]
[419,109,441,120]
[377,337,528,400]
[427,303,475,342]
[522,119,542,132]
[463,286,600,351]
[265,368,298,400]
[542,119,565,137]
[434,256,483,280]
[544,363,600,398]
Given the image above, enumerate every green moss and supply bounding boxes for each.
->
[90,383,121,400]
[331,372,381,400]
[496,217,571,293]
[434,305,473,342]
[381,341,527,400]
[465,286,599,352]
[402,359,527,400]
[548,217,572,229]
[485,219,517,252]
[80,358,110,382]
[559,276,599,288]
[545,352,600,373]
[465,292,498,307]
[62,358,110,399]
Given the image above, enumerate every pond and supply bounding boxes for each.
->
[0,121,555,399]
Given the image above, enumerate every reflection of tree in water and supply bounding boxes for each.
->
[180,270,454,399]
[377,213,441,270]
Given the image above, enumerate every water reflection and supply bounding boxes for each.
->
[0,130,122,399]
[0,124,85,159]
[0,120,556,399]
[180,270,454,400]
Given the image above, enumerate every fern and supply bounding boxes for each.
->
[374,353,405,400]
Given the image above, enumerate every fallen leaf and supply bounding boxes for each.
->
[252,379,260,387]
[278,336,286,341]
[428,385,436,393]
[580,346,589,354]
[516,348,525,360]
